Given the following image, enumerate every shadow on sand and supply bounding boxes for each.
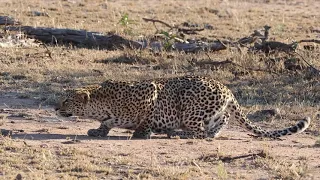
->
[10,133,169,141]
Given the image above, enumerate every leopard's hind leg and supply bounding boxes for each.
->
[206,112,229,138]
[167,112,229,139]
[168,116,207,139]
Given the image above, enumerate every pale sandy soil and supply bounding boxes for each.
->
[1,97,319,179]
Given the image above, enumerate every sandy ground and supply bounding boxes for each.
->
[1,96,319,180]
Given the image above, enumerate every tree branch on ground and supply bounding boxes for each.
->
[0,16,20,25]
[5,26,144,50]
[2,16,319,57]
[142,17,173,30]
[219,151,267,163]
[293,52,320,77]
[203,53,279,75]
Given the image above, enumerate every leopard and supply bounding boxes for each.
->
[55,76,311,139]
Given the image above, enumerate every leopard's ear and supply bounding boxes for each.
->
[75,91,90,104]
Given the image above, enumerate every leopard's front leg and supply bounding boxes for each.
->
[87,117,127,137]
[132,118,153,139]
[87,122,110,137]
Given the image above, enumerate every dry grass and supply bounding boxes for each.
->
[0,0,319,179]
[0,114,6,126]
[0,137,112,179]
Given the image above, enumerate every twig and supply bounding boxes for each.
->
[219,151,267,163]
[142,18,173,29]
[191,160,202,172]
[216,39,228,49]
[200,56,278,75]
[263,25,271,42]
[40,43,54,60]
[195,59,234,69]
[293,52,320,76]
[203,53,234,66]
[177,27,204,34]
[298,39,320,44]
[3,103,10,108]
[231,61,279,75]
[205,52,213,61]
[143,18,204,35]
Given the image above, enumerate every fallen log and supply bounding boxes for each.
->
[0,16,20,25]
[252,41,297,53]
[195,59,232,66]
[3,15,318,56]
[173,41,227,53]
[5,26,144,50]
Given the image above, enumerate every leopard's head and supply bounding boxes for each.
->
[55,88,91,117]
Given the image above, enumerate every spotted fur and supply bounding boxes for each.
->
[55,76,311,139]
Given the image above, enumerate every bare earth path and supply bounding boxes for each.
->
[1,97,319,180]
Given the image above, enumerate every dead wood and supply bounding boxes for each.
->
[194,59,233,67]
[0,16,20,25]
[254,41,296,53]
[142,18,173,30]
[238,25,271,45]
[2,15,317,56]
[173,41,227,53]
[143,18,277,53]
[0,129,12,137]
[201,54,279,75]
[293,52,320,77]
[5,26,143,50]
[177,27,204,35]
[200,150,267,163]
[243,26,298,54]
[40,43,54,60]
[219,151,267,163]
[143,17,205,35]
[298,39,320,44]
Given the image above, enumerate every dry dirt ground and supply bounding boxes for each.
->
[0,0,320,179]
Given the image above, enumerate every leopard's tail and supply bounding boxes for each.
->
[238,115,310,138]
[228,101,311,138]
